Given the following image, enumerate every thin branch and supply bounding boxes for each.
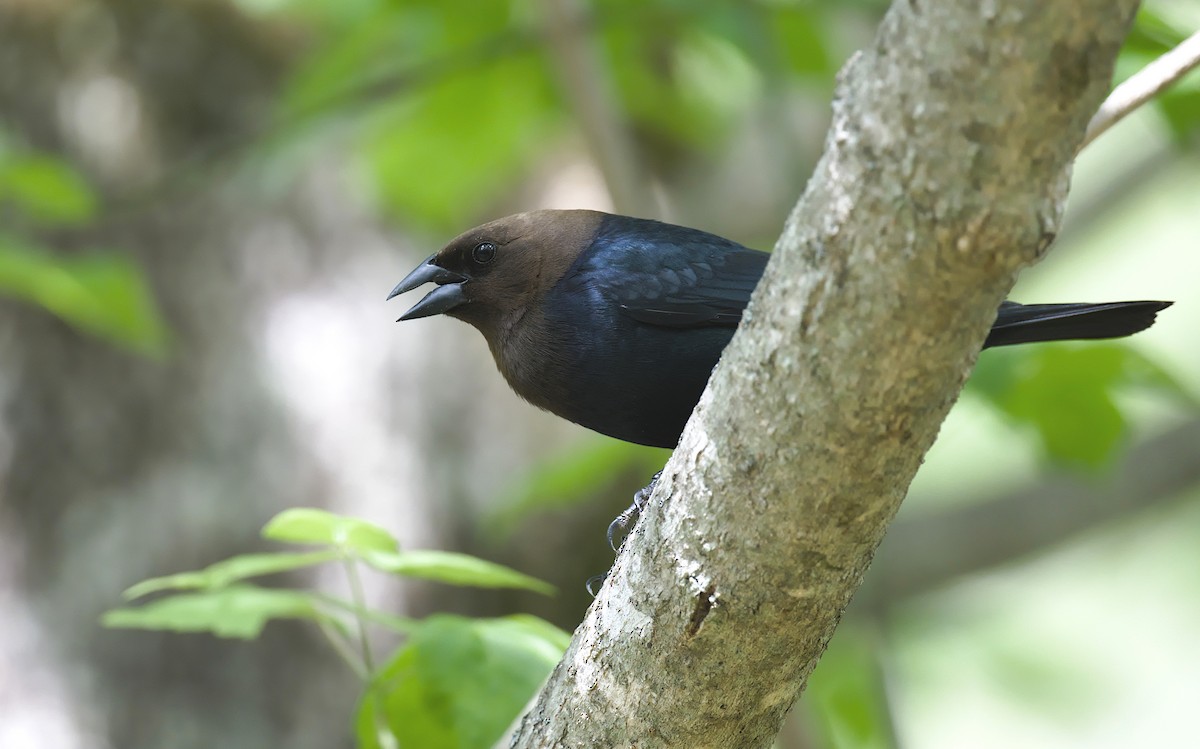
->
[1082,28,1200,150]
[343,558,377,676]
[313,614,369,681]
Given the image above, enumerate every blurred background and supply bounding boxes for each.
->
[1,0,1198,747]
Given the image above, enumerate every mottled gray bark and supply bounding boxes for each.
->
[509,2,1141,747]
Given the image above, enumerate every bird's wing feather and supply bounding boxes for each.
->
[563,218,769,329]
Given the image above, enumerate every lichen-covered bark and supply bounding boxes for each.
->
[508,2,1141,747]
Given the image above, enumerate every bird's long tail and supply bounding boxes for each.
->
[983,300,1172,349]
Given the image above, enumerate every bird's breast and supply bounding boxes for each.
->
[488,305,577,416]
[492,293,732,448]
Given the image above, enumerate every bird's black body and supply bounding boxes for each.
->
[390,210,1171,449]
[542,215,761,447]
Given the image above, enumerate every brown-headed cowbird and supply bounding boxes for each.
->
[389,209,1171,449]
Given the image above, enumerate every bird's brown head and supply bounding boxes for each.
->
[388,209,604,337]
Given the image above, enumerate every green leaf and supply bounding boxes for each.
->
[673,29,762,122]
[1157,83,1200,143]
[1010,365,1124,469]
[1118,345,1200,406]
[362,550,555,595]
[353,52,558,227]
[0,154,97,226]
[602,16,724,148]
[0,237,169,356]
[262,508,399,554]
[805,627,897,749]
[969,344,1196,469]
[494,613,572,654]
[280,4,437,120]
[274,2,558,228]
[317,595,418,635]
[1122,6,1188,58]
[122,550,339,600]
[356,614,567,749]
[103,585,330,639]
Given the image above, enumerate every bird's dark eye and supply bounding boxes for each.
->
[472,242,497,265]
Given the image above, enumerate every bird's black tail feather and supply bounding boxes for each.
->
[983,300,1173,349]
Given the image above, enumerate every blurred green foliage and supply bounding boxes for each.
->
[46,0,1200,745]
[0,137,169,355]
[3,0,1196,355]
[105,509,568,748]
[255,0,861,229]
[0,151,97,226]
[105,585,331,640]
[357,614,569,749]
[804,626,897,749]
[970,343,1195,469]
[0,236,169,356]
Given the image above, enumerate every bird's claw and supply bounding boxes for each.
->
[593,471,664,595]
[605,507,637,552]
[606,470,662,551]
[585,573,607,597]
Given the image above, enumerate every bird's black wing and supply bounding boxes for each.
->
[564,216,770,329]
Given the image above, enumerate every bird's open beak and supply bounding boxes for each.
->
[388,254,468,321]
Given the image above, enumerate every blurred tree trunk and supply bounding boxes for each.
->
[0,3,354,747]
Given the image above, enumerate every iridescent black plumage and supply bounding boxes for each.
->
[391,210,1171,449]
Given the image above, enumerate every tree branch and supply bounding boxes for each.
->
[1082,28,1200,150]
[862,419,1200,612]
[508,2,1141,747]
